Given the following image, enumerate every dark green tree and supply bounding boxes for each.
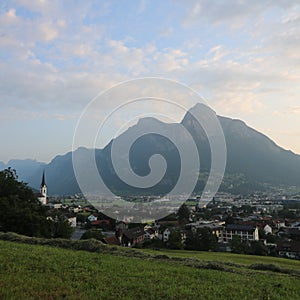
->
[230,235,251,254]
[177,204,190,224]
[0,168,49,237]
[241,205,254,215]
[258,228,266,240]
[266,234,278,244]
[81,229,104,241]
[49,214,74,239]
[185,227,217,251]
[250,241,268,256]
[278,209,297,219]
[143,238,165,249]
[167,229,183,249]
[0,168,73,239]
[76,212,89,223]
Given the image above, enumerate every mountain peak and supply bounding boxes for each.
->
[4,104,300,195]
[136,117,164,125]
[188,102,216,115]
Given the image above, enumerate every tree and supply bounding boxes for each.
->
[167,229,183,249]
[230,235,251,254]
[258,228,266,240]
[185,227,217,251]
[250,241,268,256]
[177,204,190,224]
[0,168,73,239]
[143,238,165,249]
[76,212,89,224]
[81,229,104,241]
[266,234,278,244]
[278,209,297,219]
[0,168,50,237]
[48,214,74,239]
[241,205,254,215]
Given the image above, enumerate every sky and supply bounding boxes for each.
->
[1,0,300,163]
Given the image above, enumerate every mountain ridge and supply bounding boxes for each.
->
[2,103,300,195]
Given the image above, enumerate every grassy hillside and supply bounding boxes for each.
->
[0,240,300,300]
[141,248,300,270]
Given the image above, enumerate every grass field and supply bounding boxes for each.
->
[1,240,300,300]
[141,248,300,270]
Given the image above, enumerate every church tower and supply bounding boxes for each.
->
[39,171,47,205]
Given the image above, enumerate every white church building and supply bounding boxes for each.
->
[36,171,47,205]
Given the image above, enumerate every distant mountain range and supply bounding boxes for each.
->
[0,159,46,184]
[1,103,300,195]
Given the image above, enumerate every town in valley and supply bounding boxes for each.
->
[37,171,300,259]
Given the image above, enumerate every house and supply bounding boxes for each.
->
[67,216,77,228]
[116,221,128,232]
[161,227,186,243]
[144,228,157,240]
[120,227,145,247]
[221,224,259,243]
[157,220,179,227]
[278,227,300,241]
[102,236,121,246]
[47,203,62,209]
[90,219,111,230]
[53,203,62,209]
[274,220,285,229]
[291,222,300,229]
[278,240,300,259]
[263,224,272,235]
[69,205,81,213]
[290,228,300,241]
[162,228,171,242]
[63,213,77,228]
[82,207,93,213]
[88,214,98,222]
[185,222,224,242]
[144,224,159,239]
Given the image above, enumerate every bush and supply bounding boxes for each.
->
[153,254,170,260]
[0,232,106,252]
[142,238,165,249]
[81,229,104,241]
[249,264,281,272]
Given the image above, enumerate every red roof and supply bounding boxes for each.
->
[102,236,120,245]
[91,220,110,226]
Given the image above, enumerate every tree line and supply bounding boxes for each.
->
[0,168,73,238]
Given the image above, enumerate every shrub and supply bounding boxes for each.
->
[249,264,282,272]
[81,229,104,241]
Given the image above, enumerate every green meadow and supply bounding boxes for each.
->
[0,239,300,300]
[141,248,300,270]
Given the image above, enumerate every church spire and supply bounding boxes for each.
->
[39,170,47,205]
[41,170,46,188]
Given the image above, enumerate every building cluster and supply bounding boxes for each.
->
[38,172,300,259]
[99,192,300,259]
